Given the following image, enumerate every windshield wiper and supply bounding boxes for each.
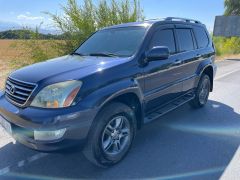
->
[88,52,119,57]
[71,52,86,56]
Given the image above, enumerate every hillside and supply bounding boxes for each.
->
[0,29,64,40]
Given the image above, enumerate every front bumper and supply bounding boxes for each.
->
[0,91,98,152]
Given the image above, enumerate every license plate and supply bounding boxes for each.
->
[0,116,12,135]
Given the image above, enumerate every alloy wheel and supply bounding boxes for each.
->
[199,77,210,105]
[101,116,130,156]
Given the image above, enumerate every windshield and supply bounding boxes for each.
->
[75,27,147,57]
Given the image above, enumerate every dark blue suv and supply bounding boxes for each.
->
[0,17,217,167]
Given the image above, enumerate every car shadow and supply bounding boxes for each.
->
[1,100,240,180]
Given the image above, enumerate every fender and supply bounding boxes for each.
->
[196,57,213,76]
[194,56,215,88]
[79,78,145,129]
[79,78,144,110]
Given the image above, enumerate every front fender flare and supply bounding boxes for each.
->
[80,79,144,110]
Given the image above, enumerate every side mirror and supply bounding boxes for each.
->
[146,46,170,61]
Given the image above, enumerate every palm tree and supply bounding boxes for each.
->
[224,0,240,15]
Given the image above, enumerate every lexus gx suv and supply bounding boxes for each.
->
[0,17,217,167]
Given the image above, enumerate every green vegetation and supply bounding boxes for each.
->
[224,0,240,15]
[5,0,240,64]
[212,0,240,57]
[46,0,144,56]
[0,30,64,40]
[11,25,63,65]
[12,0,144,64]
[213,37,240,56]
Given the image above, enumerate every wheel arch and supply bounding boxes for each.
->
[200,65,214,92]
[99,91,144,130]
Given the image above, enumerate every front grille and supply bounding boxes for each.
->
[5,77,37,106]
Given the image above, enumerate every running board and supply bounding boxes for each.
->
[144,93,195,123]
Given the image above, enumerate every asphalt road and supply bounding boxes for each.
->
[1,59,240,180]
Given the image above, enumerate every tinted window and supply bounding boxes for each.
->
[76,27,147,57]
[176,29,194,52]
[149,29,176,54]
[194,27,209,48]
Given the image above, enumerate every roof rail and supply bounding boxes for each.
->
[144,18,164,22]
[165,17,202,24]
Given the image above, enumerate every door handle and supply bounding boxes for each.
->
[174,60,182,65]
[196,54,202,59]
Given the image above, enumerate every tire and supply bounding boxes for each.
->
[83,102,136,168]
[190,74,211,108]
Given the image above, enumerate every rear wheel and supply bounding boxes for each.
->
[83,102,136,167]
[190,74,211,108]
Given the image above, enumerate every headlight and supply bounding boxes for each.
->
[31,81,82,108]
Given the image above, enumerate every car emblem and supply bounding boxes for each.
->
[9,85,16,95]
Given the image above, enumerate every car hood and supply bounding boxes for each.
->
[10,55,130,83]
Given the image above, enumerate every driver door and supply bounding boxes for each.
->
[143,25,184,113]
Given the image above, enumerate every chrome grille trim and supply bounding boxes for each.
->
[5,77,38,107]
[6,81,33,92]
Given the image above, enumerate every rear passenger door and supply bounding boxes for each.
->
[144,25,184,113]
[191,26,213,82]
[175,25,198,93]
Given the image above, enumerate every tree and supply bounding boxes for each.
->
[224,0,240,15]
[12,0,144,65]
[47,0,144,54]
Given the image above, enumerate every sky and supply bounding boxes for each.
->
[0,0,225,33]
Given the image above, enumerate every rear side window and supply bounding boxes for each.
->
[149,29,176,54]
[176,29,194,52]
[194,27,209,48]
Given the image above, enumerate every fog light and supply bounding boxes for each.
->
[34,128,66,141]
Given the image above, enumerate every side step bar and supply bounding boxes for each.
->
[144,92,195,123]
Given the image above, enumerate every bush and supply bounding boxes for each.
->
[46,0,144,55]
[213,36,240,56]
[12,0,144,67]
[12,25,59,66]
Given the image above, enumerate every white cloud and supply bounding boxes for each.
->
[26,12,31,15]
[48,18,54,22]
[17,14,44,21]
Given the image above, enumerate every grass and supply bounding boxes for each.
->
[0,40,61,90]
[0,40,20,90]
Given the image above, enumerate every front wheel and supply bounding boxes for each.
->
[83,102,136,167]
[190,74,211,108]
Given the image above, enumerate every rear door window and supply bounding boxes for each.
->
[149,29,176,54]
[176,29,195,52]
[194,27,209,49]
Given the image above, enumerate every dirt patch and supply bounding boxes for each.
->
[0,40,59,90]
[216,54,240,61]
[0,40,17,90]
